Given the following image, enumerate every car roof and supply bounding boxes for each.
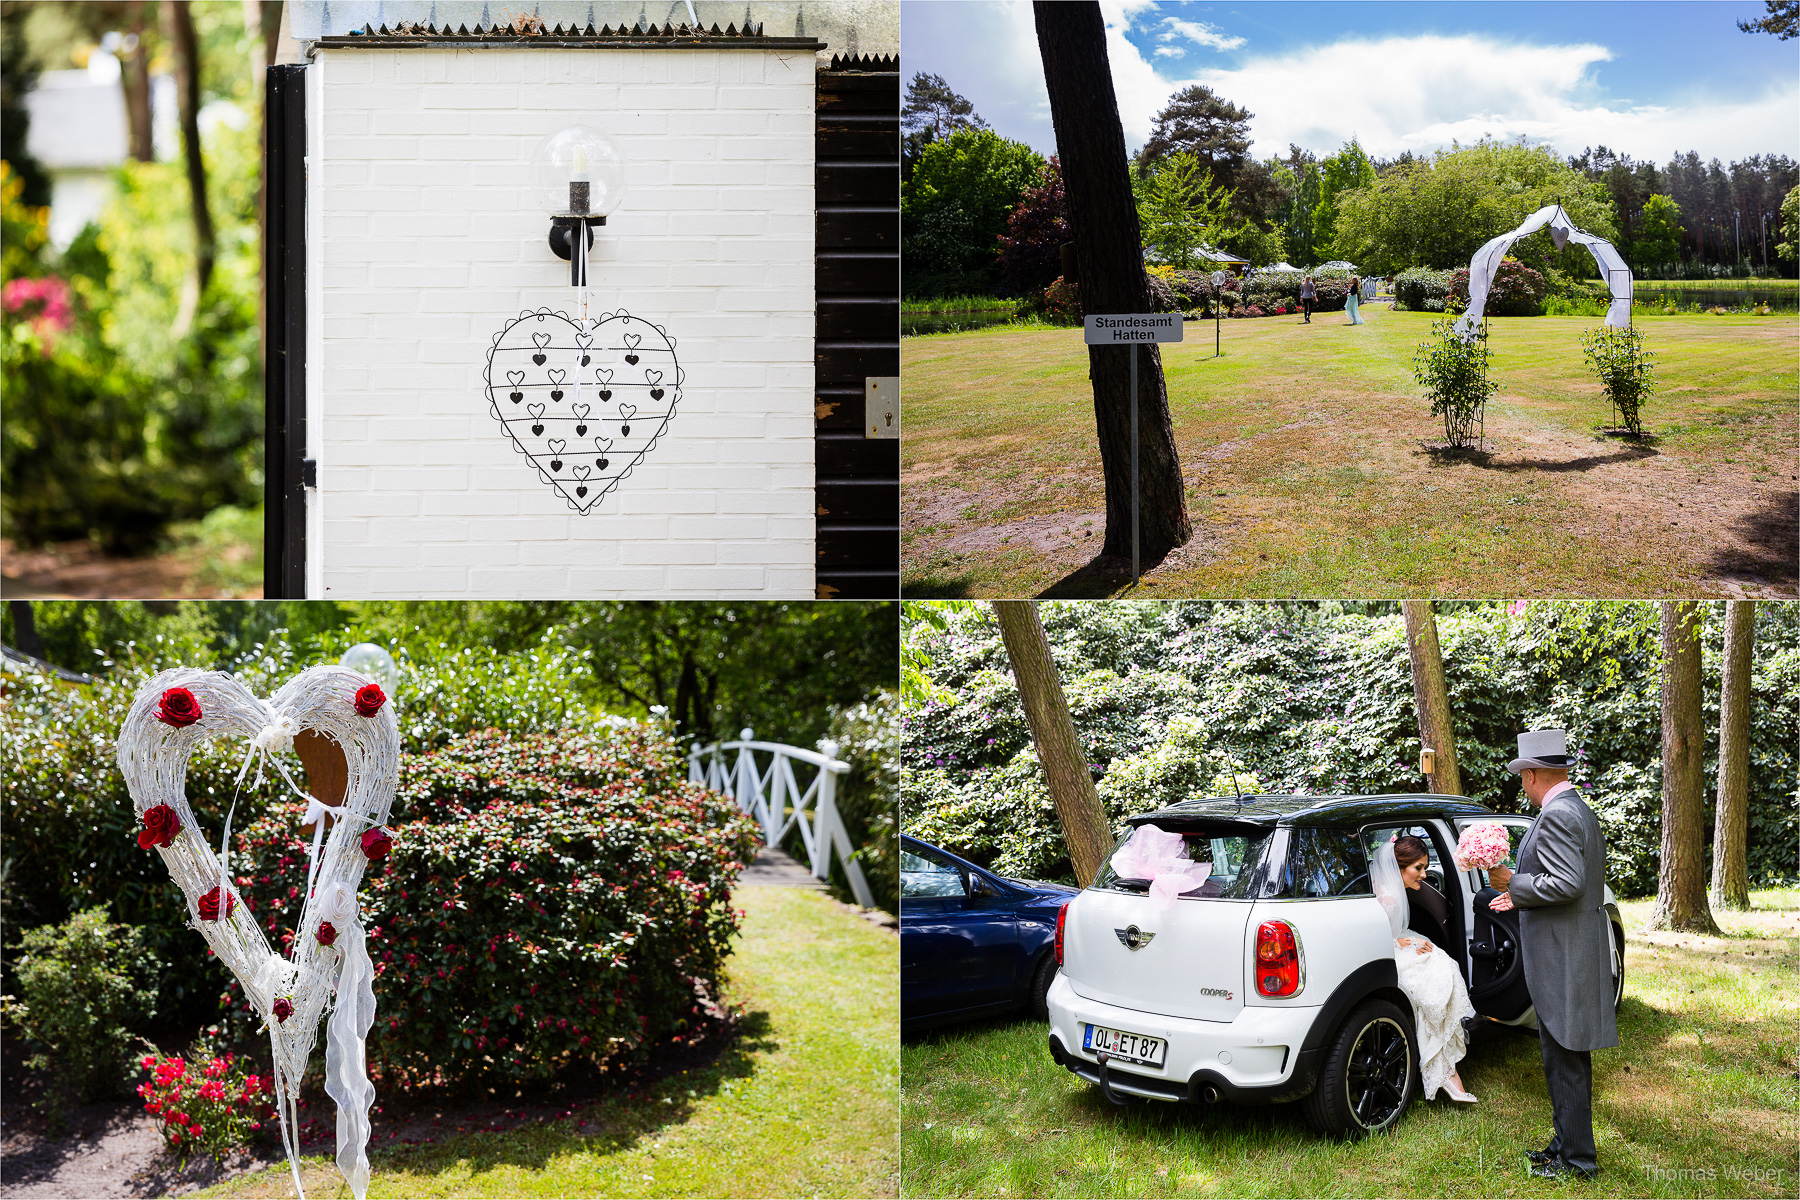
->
[1127,793,1502,829]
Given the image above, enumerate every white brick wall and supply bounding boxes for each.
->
[306,47,816,598]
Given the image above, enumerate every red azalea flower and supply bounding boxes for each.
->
[138,803,181,849]
[156,686,203,727]
[197,886,238,922]
[361,827,393,861]
[273,998,294,1022]
[317,921,339,947]
[353,683,387,717]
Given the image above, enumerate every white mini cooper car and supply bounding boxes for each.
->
[1046,793,1625,1139]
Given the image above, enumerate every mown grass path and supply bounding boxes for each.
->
[902,308,1798,598]
[199,887,898,1199]
[900,889,1798,1199]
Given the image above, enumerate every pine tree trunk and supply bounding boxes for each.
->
[1033,2,1191,564]
[992,600,1114,885]
[1650,601,1721,933]
[164,0,214,335]
[1402,600,1463,796]
[1710,600,1754,911]
[122,3,154,162]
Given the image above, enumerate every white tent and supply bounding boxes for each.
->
[1454,203,1631,339]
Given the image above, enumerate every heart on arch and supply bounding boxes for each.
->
[483,308,682,515]
[118,665,398,1198]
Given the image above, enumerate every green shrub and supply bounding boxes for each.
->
[226,725,760,1089]
[4,905,161,1107]
[1413,319,1500,448]
[1580,324,1656,436]
[136,1042,276,1161]
[1448,259,1547,317]
[1393,267,1453,311]
[819,692,900,913]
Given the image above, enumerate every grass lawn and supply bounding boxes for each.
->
[901,306,1798,598]
[900,888,1798,1199]
[197,887,898,1199]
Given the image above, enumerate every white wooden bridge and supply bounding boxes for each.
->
[688,730,874,908]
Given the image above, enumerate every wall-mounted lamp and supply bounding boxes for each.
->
[531,125,627,287]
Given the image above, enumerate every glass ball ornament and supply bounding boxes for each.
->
[531,125,627,217]
[339,643,401,695]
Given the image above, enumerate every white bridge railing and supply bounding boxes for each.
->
[688,729,873,908]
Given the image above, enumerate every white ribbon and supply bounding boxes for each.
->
[316,882,376,1200]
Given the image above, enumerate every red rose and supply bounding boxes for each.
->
[196,886,238,922]
[272,998,293,1022]
[317,921,339,947]
[360,827,393,861]
[353,683,386,717]
[156,687,203,728]
[138,804,181,849]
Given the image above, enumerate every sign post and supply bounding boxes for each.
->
[1083,312,1185,587]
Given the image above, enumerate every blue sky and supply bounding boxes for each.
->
[903,1,1799,164]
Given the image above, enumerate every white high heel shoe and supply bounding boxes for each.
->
[1443,1079,1479,1104]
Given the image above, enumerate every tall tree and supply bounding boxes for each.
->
[1034,0,1191,566]
[1134,151,1241,271]
[1650,602,1721,933]
[1312,138,1376,261]
[1402,601,1463,796]
[1133,84,1253,193]
[901,71,987,181]
[1738,0,1798,38]
[902,128,1045,296]
[996,155,1068,294]
[992,600,1113,885]
[121,3,155,162]
[1710,600,1755,911]
[163,0,214,336]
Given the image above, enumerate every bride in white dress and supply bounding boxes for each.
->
[1373,835,1479,1103]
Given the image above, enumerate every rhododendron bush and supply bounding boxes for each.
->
[227,724,760,1087]
[138,1042,276,1160]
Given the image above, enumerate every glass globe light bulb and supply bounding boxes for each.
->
[531,126,627,217]
[339,643,401,695]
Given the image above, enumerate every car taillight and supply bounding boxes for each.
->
[1056,901,1070,967]
[1255,920,1301,997]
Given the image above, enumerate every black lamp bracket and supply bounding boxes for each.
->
[548,214,607,261]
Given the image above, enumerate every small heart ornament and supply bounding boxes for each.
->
[484,308,682,514]
[118,666,399,1200]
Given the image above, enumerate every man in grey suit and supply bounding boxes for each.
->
[1487,728,1618,1181]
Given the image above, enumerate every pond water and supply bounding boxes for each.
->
[1632,286,1798,311]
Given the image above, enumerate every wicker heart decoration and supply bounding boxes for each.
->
[117,665,399,1200]
[483,307,682,513]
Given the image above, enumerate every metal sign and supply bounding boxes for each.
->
[1083,313,1184,344]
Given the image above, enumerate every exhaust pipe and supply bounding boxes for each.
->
[1198,1083,1222,1104]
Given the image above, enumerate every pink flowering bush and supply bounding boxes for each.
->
[1454,820,1513,871]
[228,724,760,1088]
[1,275,73,345]
[137,1039,276,1160]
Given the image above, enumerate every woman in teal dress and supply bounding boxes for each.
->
[1346,275,1364,325]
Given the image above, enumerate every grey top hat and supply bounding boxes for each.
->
[1508,728,1575,774]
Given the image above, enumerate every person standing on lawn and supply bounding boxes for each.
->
[1486,728,1618,1181]
[1299,275,1316,322]
[1345,275,1364,325]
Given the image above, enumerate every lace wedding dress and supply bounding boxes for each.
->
[1373,842,1477,1101]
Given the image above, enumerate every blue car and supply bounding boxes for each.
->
[901,835,1079,1032]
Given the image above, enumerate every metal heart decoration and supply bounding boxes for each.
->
[117,665,398,1200]
[484,307,683,513]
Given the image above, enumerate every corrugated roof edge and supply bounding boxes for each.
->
[312,20,826,50]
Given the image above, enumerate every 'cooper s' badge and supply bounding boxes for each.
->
[1115,925,1155,950]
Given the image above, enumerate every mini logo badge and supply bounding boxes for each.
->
[1115,925,1155,950]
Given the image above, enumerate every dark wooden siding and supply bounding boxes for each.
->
[263,64,308,598]
[815,56,899,599]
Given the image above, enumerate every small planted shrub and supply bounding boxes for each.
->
[230,724,761,1089]
[4,905,162,1109]
[137,1043,276,1161]
[1039,276,1081,324]
[1580,325,1656,436]
[1413,319,1500,448]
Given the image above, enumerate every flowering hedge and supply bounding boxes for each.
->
[1448,259,1547,317]
[138,1043,276,1160]
[226,724,760,1087]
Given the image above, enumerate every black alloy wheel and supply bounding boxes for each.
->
[1346,1016,1411,1128]
[1301,998,1419,1140]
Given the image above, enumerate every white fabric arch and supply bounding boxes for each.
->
[1453,204,1632,339]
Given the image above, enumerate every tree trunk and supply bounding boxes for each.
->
[992,600,1114,885]
[1650,601,1721,933]
[164,0,214,335]
[8,601,43,660]
[1710,600,1754,911]
[1033,2,1190,564]
[122,3,154,162]
[1402,600,1463,796]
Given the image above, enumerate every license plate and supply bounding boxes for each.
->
[1083,1023,1166,1068]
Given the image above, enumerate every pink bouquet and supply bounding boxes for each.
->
[1454,821,1512,871]
[1111,824,1211,910]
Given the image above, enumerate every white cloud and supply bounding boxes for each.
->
[1157,16,1245,53]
